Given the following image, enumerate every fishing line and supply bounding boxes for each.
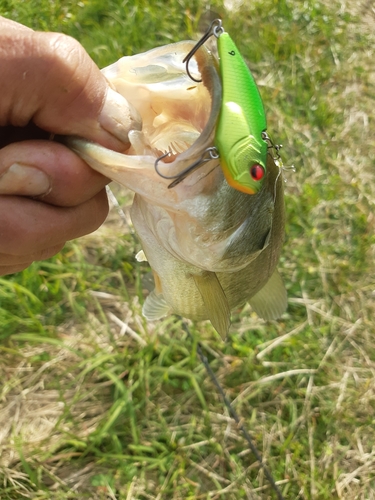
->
[180,319,286,500]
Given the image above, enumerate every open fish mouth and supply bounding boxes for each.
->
[99,40,222,179]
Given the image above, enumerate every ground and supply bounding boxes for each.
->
[0,0,374,498]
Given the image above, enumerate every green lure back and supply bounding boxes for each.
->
[215,32,268,194]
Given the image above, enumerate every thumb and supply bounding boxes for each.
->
[0,19,141,151]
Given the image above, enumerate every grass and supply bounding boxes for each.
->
[1,0,375,498]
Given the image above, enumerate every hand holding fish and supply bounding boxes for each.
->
[0,16,287,334]
[0,17,140,276]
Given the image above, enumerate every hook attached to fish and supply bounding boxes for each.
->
[155,147,220,188]
[155,19,283,195]
[183,19,224,83]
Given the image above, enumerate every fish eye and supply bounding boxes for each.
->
[250,164,265,181]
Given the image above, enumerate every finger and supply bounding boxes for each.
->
[0,189,108,256]
[0,25,141,150]
[0,140,109,206]
[0,264,34,276]
[0,243,64,265]
[0,16,33,33]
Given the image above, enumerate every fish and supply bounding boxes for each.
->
[67,39,287,339]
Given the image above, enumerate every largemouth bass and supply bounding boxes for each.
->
[68,40,287,338]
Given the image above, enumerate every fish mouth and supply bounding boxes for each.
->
[101,40,222,180]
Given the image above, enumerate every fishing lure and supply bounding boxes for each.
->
[154,19,278,193]
[185,19,268,194]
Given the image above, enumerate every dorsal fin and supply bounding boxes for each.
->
[193,272,230,339]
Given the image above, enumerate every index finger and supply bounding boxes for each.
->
[0,23,141,151]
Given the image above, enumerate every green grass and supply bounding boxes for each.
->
[1,0,375,498]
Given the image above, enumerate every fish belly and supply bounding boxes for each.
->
[131,195,208,320]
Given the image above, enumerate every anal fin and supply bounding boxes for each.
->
[248,269,287,320]
[193,272,230,340]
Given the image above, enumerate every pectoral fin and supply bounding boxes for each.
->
[142,290,170,321]
[248,269,287,320]
[136,250,147,262]
[193,272,230,340]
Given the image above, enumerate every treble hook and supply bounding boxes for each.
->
[154,146,220,189]
[262,131,283,163]
[182,19,224,83]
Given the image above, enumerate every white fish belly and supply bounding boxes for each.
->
[131,195,208,320]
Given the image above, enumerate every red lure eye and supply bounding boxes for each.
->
[250,164,265,181]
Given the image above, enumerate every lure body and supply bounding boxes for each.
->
[215,32,268,194]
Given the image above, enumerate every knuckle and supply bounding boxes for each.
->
[36,32,103,118]
[43,32,86,82]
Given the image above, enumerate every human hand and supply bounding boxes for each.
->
[0,17,140,276]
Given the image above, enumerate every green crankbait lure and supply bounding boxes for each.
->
[155,19,275,193]
[186,19,268,194]
[215,24,268,194]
